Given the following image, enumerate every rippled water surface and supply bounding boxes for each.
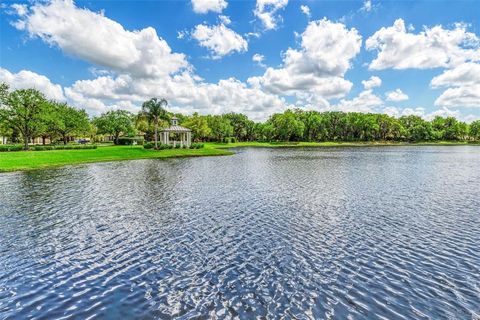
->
[1,146,479,319]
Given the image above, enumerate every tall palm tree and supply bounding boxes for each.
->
[142,98,167,149]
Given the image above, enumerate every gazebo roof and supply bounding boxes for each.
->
[161,125,191,133]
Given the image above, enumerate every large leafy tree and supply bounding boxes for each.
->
[0,88,48,150]
[223,113,255,141]
[399,115,434,141]
[322,112,348,141]
[206,115,233,141]
[432,116,468,140]
[268,110,305,141]
[142,98,168,149]
[183,113,211,141]
[469,120,480,140]
[0,84,11,143]
[93,110,135,144]
[45,101,90,144]
[0,83,8,103]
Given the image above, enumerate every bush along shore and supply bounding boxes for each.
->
[0,144,98,152]
[143,142,204,150]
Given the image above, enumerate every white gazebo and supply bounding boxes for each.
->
[160,117,192,147]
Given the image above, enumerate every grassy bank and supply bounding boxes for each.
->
[0,141,477,172]
[0,145,233,172]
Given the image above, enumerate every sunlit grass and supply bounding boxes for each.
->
[0,145,232,172]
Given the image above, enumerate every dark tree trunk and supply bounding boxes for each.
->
[154,118,158,149]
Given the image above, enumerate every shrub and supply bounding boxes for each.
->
[117,137,144,145]
[0,145,14,152]
[158,144,170,150]
[190,143,204,149]
[0,144,97,152]
[8,146,23,151]
[144,142,154,149]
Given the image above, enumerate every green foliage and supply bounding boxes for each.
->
[399,115,434,141]
[190,143,204,149]
[143,142,154,149]
[0,88,48,150]
[183,113,212,141]
[431,116,468,140]
[142,97,168,148]
[0,144,97,152]
[0,145,23,152]
[223,113,255,141]
[267,110,305,141]
[93,110,135,144]
[470,120,480,140]
[206,115,234,141]
[43,101,91,144]
[158,144,172,150]
[117,137,144,145]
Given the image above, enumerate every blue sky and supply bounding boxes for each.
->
[1,0,479,121]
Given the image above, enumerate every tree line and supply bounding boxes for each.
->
[1,85,479,150]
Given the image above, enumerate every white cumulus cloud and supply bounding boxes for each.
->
[366,19,480,70]
[333,89,383,113]
[431,62,480,88]
[7,0,286,120]
[434,85,480,108]
[252,53,266,67]
[431,63,480,108]
[300,5,310,17]
[0,68,65,101]
[191,0,227,14]
[192,23,248,58]
[254,0,289,30]
[12,0,188,78]
[362,76,382,89]
[385,89,409,102]
[361,0,372,12]
[248,18,362,101]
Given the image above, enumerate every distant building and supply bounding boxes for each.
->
[31,137,52,145]
[0,136,7,145]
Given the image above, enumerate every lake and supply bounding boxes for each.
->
[0,146,479,319]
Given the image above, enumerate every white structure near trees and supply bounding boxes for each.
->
[160,117,192,147]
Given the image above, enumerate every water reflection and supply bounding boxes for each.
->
[0,146,479,319]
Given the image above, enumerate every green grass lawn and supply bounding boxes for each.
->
[0,145,233,172]
[0,141,477,172]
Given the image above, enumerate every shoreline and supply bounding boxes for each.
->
[0,141,478,173]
